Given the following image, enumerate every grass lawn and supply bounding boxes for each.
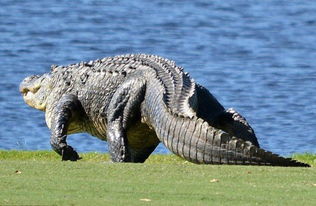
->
[0,151,315,206]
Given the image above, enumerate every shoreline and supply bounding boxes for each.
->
[0,150,315,166]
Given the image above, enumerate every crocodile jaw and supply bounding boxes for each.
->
[22,89,47,111]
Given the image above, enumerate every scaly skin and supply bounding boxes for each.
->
[20,54,309,166]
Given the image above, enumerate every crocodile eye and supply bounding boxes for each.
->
[24,75,38,82]
[50,64,58,71]
[31,75,40,79]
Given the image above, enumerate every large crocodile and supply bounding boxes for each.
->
[20,54,309,166]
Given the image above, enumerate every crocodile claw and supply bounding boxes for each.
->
[61,146,81,161]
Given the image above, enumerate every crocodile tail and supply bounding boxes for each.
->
[155,113,310,167]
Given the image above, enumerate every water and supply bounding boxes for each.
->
[1,0,315,156]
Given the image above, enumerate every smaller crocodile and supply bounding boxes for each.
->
[20,54,309,167]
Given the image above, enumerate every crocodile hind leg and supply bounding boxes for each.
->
[195,85,259,147]
[106,77,147,162]
[214,108,260,147]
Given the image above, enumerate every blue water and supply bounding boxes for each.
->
[1,0,315,156]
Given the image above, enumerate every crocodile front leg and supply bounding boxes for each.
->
[107,77,146,162]
[49,94,82,161]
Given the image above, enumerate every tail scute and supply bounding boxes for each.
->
[255,147,310,167]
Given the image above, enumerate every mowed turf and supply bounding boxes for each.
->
[0,151,315,206]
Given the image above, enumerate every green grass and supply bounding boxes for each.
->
[0,151,315,206]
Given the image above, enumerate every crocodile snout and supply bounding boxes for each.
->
[19,75,41,94]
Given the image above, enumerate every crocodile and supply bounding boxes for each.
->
[19,54,309,167]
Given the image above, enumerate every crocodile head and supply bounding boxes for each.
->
[20,74,52,111]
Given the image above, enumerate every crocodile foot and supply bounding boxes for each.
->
[61,146,81,161]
